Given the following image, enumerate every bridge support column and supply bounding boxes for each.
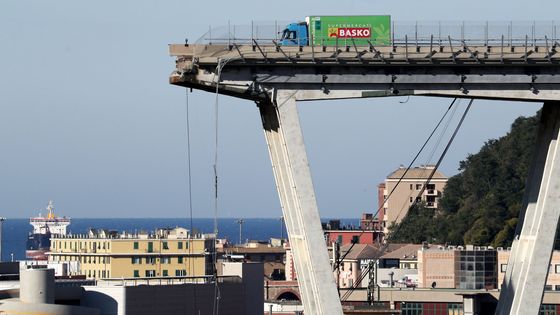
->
[496,102,560,315]
[257,90,343,315]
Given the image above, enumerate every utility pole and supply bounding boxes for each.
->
[367,260,377,305]
[0,218,6,262]
[237,219,244,245]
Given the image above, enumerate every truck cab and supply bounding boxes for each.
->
[279,22,308,46]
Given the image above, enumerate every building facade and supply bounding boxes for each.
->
[323,214,383,246]
[379,165,448,234]
[49,227,214,280]
[498,248,560,291]
[418,245,497,290]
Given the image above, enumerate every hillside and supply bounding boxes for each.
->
[389,111,540,247]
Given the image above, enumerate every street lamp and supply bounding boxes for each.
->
[279,216,284,240]
[0,217,6,262]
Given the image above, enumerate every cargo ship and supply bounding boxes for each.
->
[26,201,70,260]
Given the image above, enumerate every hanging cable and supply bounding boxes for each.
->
[341,98,474,301]
[212,61,221,315]
[333,98,458,275]
[389,98,474,239]
[211,58,238,315]
[387,99,460,231]
[184,89,198,313]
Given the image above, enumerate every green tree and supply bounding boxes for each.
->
[389,111,540,247]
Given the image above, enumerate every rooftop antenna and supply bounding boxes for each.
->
[236,219,245,245]
[47,200,55,219]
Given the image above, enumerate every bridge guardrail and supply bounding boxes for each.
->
[192,20,559,48]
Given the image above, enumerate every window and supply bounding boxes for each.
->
[555,285,560,291]
[163,242,169,250]
[178,242,183,250]
[131,257,141,264]
[145,270,156,277]
[410,197,413,202]
[161,257,170,264]
[545,285,553,291]
[146,257,155,264]
[106,257,110,263]
[133,270,139,278]
[401,302,423,315]
[178,257,184,264]
[415,184,422,190]
[555,264,560,274]
[448,304,463,315]
[133,242,139,250]
[148,242,153,253]
[501,264,508,273]
[540,304,556,315]
[162,270,168,277]
[336,235,342,244]
[185,241,189,250]
[409,184,413,190]
[175,269,187,276]
[351,235,359,244]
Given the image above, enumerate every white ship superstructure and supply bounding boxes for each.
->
[29,201,70,235]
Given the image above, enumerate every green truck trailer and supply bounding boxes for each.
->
[279,15,391,46]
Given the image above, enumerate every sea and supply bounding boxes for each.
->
[3,218,358,261]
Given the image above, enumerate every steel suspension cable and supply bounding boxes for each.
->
[342,98,474,301]
[388,98,474,240]
[333,98,458,274]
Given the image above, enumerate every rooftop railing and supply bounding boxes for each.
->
[95,275,242,287]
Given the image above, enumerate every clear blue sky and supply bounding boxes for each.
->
[0,0,555,218]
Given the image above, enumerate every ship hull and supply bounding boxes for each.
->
[26,233,51,261]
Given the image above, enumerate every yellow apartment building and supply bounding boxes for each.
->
[48,227,214,280]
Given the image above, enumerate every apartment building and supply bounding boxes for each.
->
[49,227,214,280]
[379,165,448,234]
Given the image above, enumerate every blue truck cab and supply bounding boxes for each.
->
[280,22,308,46]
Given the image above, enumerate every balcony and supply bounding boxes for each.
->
[426,202,438,208]
[424,189,439,196]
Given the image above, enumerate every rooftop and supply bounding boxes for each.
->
[380,244,423,260]
[51,227,212,240]
[387,165,447,180]
[339,244,384,261]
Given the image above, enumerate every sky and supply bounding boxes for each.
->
[0,1,556,219]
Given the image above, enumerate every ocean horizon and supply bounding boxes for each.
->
[2,217,359,261]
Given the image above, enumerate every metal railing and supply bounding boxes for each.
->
[193,20,560,47]
[95,275,242,287]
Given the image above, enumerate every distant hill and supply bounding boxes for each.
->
[389,111,540,247]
